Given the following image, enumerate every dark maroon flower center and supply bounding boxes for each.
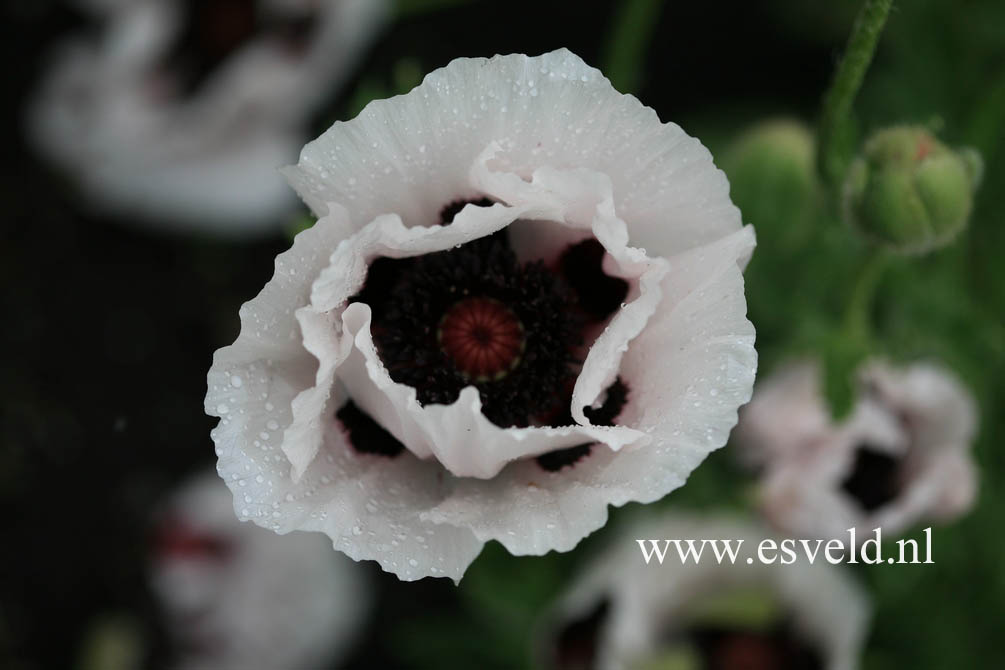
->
[159,0,317,97]
[338,197,631,471]
[841,444,902,511]
[688,625,823,670]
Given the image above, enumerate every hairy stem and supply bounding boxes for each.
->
[817,0,894,188]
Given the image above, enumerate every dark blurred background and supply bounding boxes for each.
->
[2,1,1003,668]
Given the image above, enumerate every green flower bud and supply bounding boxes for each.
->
[722,119,822,247]
[843,126,983,253]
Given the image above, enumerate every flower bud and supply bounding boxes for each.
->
[843,126,982,253]
[722,119,821,245]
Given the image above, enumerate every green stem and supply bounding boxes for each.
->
[843,247,889,343]
[601,0,665,94]
[823,248,889,418]
[817,0,894,188]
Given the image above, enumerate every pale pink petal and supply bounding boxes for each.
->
[755,359,979,540]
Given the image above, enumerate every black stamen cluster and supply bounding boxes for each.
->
[336,401,405,457]
[559,239,629,321]
[355,229,581,429]
[536,378,629,472]
[344,198,634,467]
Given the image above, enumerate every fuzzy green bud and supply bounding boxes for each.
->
[722,119,821,247]
[843,126,982,253]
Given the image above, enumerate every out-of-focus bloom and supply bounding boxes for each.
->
[843,126,983,254]
[737,360,978,540]
[29,0,388,235]
[732,361,832,470]
[540,514,869,670]
[206,50,757,581]
[150,472,370,670]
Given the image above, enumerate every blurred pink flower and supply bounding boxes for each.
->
[29,0,388,235]
[737,360,978,540]
[541,514,869,670]
[732,360,833,469]
[151,472,370,670]
[206,50,757,581]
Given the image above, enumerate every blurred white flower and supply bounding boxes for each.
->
[29,0,388,235]
[150,472,370,670]
[737,360,978,540]
[732,360,833,469]
[540,514,869,670]
[206,49,757,581]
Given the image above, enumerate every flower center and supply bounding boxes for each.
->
[438,297,525,381]
[841,444,902,511]
[159,0,317,97]
[550,598,610,669]
[351,197,630,432]
[688,624,823,670]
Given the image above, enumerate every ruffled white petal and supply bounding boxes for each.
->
[284,50,742,256]
[211,49,755,580]
[208,213,488,581]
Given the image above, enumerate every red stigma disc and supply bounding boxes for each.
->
[438,297,525,380]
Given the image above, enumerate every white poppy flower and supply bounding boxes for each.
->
[150,472,370,670]
[28,0,388,235]
[732,360,833,469]
[206,49,757,581]
[738,360,978,540]
[540,514,869,670]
